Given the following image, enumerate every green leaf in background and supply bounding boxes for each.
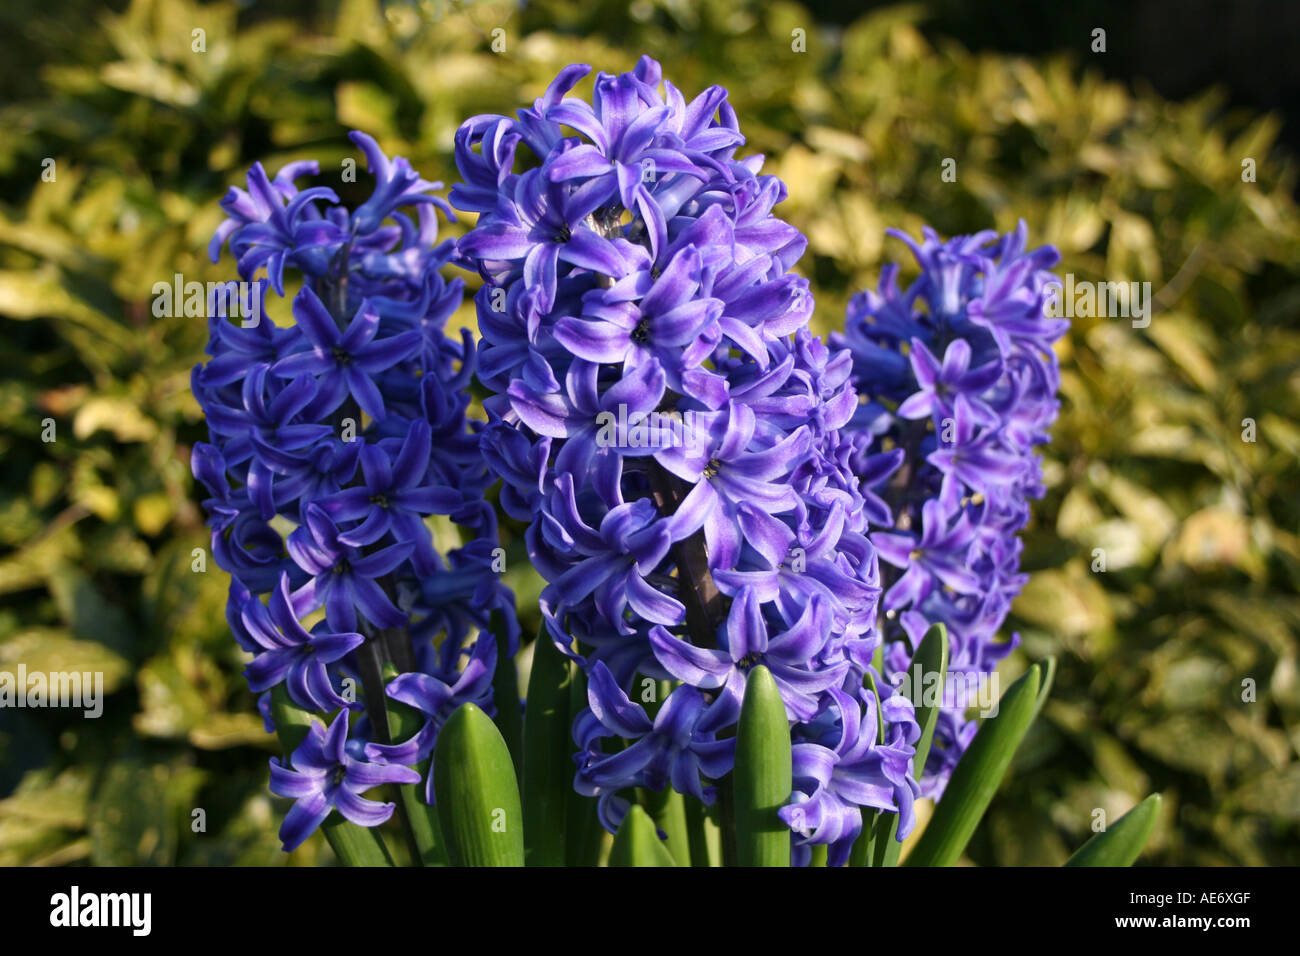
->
[88,759,203,866]
[904,663,1044,867]
[1064,793,1162,867]
[872,622,950,867]
[433,702,524,867]
[734,665,792,867]
[608,804,677,867]
[522,629,575,866]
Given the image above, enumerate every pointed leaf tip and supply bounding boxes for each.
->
[735,665,792,867]
[434,702,525,867]
[609,804,678,867]
[1064,793,1161,867]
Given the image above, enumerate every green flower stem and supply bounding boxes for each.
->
[717,775,738,867]
[683,796,715,867]
[850,810,877,866]
[321,817,397,867]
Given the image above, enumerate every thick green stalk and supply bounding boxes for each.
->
[433,703,525,866]
[683,797,715,867]
[1065,794,1161,867]
[608,804,678,866]
[904,662,1043,867]
[522,629,575,866]
[734,665,792,866]
[850,811,877,866]
[320,818,397,867]
[717,776,737,866]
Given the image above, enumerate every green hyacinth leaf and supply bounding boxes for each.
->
[433,703,525,867]
[639,784,691,867]
[490,610,523,772]
[908,623,951,784]
[608,804,678,867]
[871,622,950,867]
[564,666,606,867]
[1064,794,1162,867]
[734,665,792,867]
[523,628,576,866]
[269,686,393,866]
[1032,655,1057,724]
[903,662,1043,867]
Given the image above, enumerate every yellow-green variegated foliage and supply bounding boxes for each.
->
[0,0,1295,865]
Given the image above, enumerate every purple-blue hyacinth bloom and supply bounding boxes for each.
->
[241,572,364,713]
[455,57,918,864]
[271,290,422,423]
[270,711,421,851]
[316,419,462,575]
[286,504,414,632]
[574,662,736,830]
[194,133,517,849]
[780,687,920,867]
[209,160,343,295]
[832,221,1066,799]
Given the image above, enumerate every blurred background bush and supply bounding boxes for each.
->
[0,0,1296,865]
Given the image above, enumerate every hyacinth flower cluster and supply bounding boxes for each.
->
[185,64,1152,871]
[192,132,516,852]
[831,223,1068,799]
[454,56,923,866]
